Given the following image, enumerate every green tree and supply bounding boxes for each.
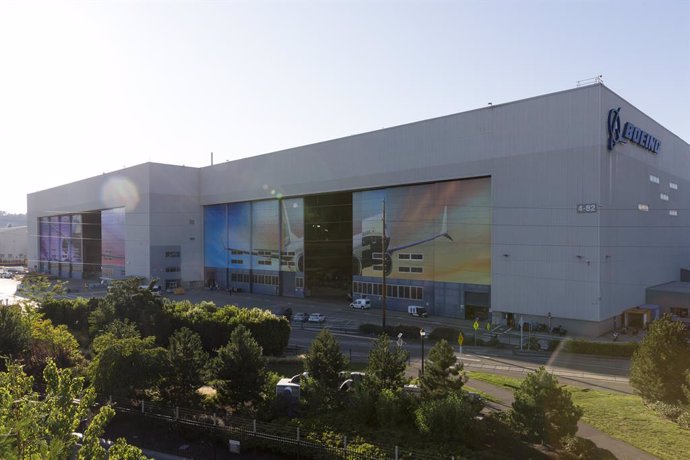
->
[418,339,465,399]
[25,318,85,383]
[16,274,66,307]
[630,315,690,403]
[88,333,167,400]
[0,305,30,364]
[161,327,209,405]
[363,333,408,393]
[78,405,150,460]
[304,329,348,390]
[0,359,146,459]
[510,367,583,445]
[209,324,266,410]
[415,393,483,444]
[91,278,171,342]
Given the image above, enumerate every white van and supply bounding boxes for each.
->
[407,305,428,317]
[350,298,371,310]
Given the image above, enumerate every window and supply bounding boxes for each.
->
[399,266,410,273]
[398,253,410,260]
[638,204,649,212]
[411,267,424,273]
[410,254,423,260]
[165,251,180,257]
[649,175,660,184]
[660,193,669,201]
[670,182,678,190]
[669,210,678,216]
[296,277,304,289]
[231,259,244,265]
[165,267,181,273]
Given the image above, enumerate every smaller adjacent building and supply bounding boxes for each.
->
[0,226,27,265]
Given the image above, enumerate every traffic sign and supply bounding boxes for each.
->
[473,321,479,331]
[457,334,464,346]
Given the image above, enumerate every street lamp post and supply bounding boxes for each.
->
[420,328,427,375]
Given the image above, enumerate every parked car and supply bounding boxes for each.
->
[272,307,293,321]
[350,298,371,310]
[293,312,308,322]
[308,313,326,323]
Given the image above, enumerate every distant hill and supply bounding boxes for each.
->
[0,211,27,228]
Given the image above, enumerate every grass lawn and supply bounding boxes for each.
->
[468,371,690,460]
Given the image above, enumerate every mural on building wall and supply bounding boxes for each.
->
[204,204,227,269]
[49,217,59,262]
[60,215,71,262]
[71,214,83,264]
[280,198,304,273]
[101,207,125,278]
[352,178,491,285]
[39,218,50,262]
[203,198,305,295]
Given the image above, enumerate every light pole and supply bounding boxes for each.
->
[420,328,427,375]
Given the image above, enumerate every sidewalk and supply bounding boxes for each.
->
[465,378,658,460]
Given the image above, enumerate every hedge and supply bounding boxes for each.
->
[560,339,638,357]
[358,323,425,340]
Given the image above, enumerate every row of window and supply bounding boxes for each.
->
[353,281,424,300]
[372,265,423,274]
[372,252,424,261]
[165,267,180,273]
[638,203,678,216]
[229,272,281,286]
[165,251,180,258]
[649,175,679,190]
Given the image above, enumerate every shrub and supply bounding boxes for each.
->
[677,410,690,429]
[510,367,583,445]
[561,339,638,357]
[630,315,690,403]
[647,400,684,421]
[415,393,482,443]
[561,435,617,459]
[428,326,460,342]
[357,323,425,340]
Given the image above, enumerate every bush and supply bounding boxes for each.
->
[428,326,460,342]
[647,400,684,421]
[415,393,483,443]
[677,410,690,429]
[561,339,638,357]
[358,323,425,340]
[511,367,583,445]
[561,435,617,459]
[630,315,690,403]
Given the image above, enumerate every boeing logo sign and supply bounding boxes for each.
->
[607,107,661,154]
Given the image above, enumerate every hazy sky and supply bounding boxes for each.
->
[1,0,688,214]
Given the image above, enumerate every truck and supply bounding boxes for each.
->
[407,305,428,317]
[350,298,371,310]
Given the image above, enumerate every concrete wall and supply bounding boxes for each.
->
[28,163,202,282]
[25,84,690,335]
[0,226,28,263]
[598,89,690,333]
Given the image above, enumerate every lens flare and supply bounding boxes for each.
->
[100,176,140,211]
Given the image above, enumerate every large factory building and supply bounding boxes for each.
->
[27,84,690,335]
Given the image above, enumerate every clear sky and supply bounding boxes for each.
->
[1,0,688,215]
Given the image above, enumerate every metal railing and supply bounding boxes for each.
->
[103,395,461,460]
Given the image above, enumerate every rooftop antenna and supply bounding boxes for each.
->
[576,75,604,87]
[211,152,214,166]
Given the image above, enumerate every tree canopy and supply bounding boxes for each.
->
[510,367,583,445]
[418,339,465,399]
[630,315,690,403]
[364,333,408,393]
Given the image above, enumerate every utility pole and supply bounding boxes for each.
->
[382,199,387,330]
